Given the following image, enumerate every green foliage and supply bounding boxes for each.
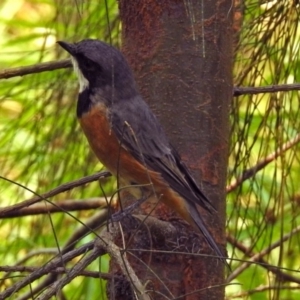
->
[227,0,300,299]
[0,0,119,298]
[1,0,300,299]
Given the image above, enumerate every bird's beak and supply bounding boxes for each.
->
[57,41,76,55]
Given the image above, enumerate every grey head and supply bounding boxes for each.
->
[57,39,138,100]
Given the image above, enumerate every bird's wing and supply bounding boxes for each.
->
[110,96,215,213]
[111,96,229,265]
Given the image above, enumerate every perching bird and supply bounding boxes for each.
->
[57,39,225,262]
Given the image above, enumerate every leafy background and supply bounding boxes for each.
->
[0,0,300,299]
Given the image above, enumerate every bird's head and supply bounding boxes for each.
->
[57,39,137,100]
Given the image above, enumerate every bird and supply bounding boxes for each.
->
[57,39,226,263]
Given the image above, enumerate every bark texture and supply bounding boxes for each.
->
[108,1,233,299]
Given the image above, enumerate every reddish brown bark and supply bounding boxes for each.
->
[109,1,232,299]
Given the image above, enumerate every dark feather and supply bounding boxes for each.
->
[57,39,225,263]
[110,95,215,213]
[110,96,228,264]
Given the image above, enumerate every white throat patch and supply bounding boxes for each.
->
[71,57,89,92]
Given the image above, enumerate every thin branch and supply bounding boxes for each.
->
[14,199,154,299]
[0,242,95,299]
[226,225,300,283]
[233,83,300,96]
[38,226,150,300]
[1,60,300,98]
[0,249,58,291]
[15,209,109,300]
[95,228,151,300]
[0,197,107,218]
[228,285,300,299]
[227,133,300,193]
[15,204,157,299]
[0,171,111,217]
[37,246,106,300]
[0,265,115,280]
[0,59,71,79]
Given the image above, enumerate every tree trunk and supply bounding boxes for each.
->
[108,1,233,299]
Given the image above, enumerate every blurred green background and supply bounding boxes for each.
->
[0,0,300,299]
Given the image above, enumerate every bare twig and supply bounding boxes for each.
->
[15,209,109,300]
[227,133,300,193]
[228,285,300,299]
[11,198,156,299]
[15,205,160,299]
[2,60,300,98]
[37,226,150,300]
[0,242,95,299]
[37,243,106,300]
[0,249,58,289]
[0,265,114,280]
[233,83,300,96]
[226,225,300,283]
[0,197,107,218]
[0,171,111,217]
[96,227,151,300]
[0,59,71,79]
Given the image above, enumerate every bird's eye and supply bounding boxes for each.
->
[84,58,95,71]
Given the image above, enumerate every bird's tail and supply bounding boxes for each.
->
[188,203,229,267]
